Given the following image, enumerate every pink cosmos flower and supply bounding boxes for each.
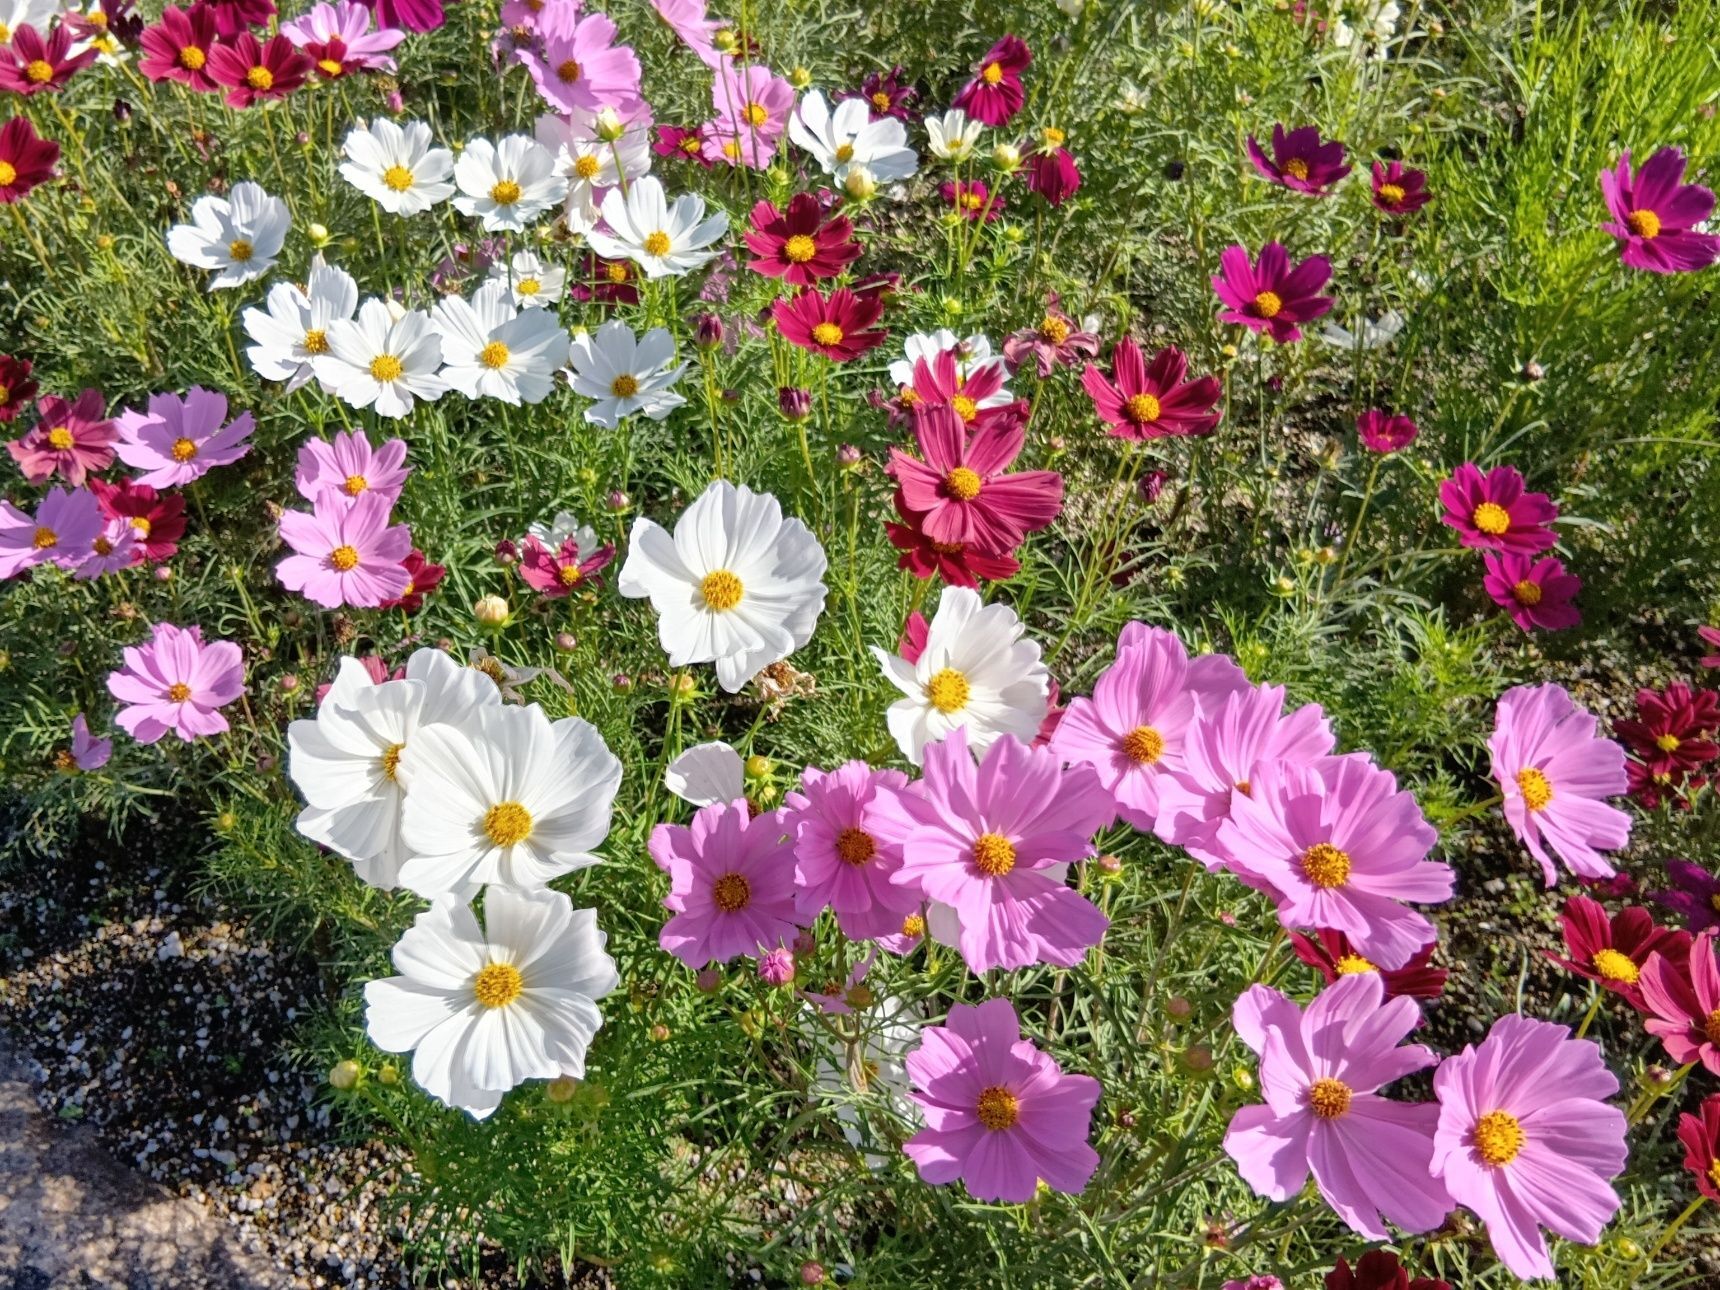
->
[1224,973,1451,1239]
[897,349,1019,434]
[276,491,412,609]
[700,120,779,170]
[1437,462,1557,554]
[1489,683,1631,887]
[941,179,1003,222]
[1080,338,1222,440]
[0,25,98,95]
[1430,1014,1626,1282]
[887,404,1062,555]
[652,799,804,967]
[951,35,1030,127]
[362,0,442,34]
[884,492,1022,588]
[1022,146,1080,207]
[295,428,409,508]
[650,0,722,67]
[787,760,921,940]
[1639,931,1720,1075]
[519,6,642,116]
[281,1,405,77]
[113,387,254,489]
[712,62,794,147]
[138,5,221,90]
[743,193,861,285]
[74,518,140,579]
[6,388,115,485]
[902,997,1098,1203]
[1371,160,1431,215]
[1050,624,1251,833]
[202,0,276,39]
[1211,242,1333,343]
[0,485,103,578]
[1356,408,1417,453]
[771,286,888,361]
[106,621,245,744]
[1483,551,1581,633]
[876,728,1116,973]
[89,477,185,563]
[1599,147,1720,274]
[207,32,312,108]
[1003,295,1098,378]
[517,534,615,597]
[68,713,112,771]
[1216,755,1452,970]
[1246,124,1351,195]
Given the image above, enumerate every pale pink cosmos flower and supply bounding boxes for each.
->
[1488,683,1630,887]
[652,799,804,967]
[1048,623,1249,833]
[113,387,254,489]
[73,517,140,580]
[1224,972,1452,1240]
[712,62,795,148]
[1431,1014,1626,1281]
[106,622,245,744]
[876,727,1116,973]
[1215,754,1452,970]
[295,428,410,507]
[650,0,721,67]
[0,485,103,578]
[276,491,413,609]
[280,0,405,73]
[69,714,112,770]
[518,4,643,117]
[6,389,115,485]
[1638,930,1720,1076]
[902,997,1100,1204]
[787,760,921,941]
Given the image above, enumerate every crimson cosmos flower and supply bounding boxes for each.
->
[364,0,444,34]
[1356,408,1418,452]
[770,286,887,362]
[837,64,917,121]
[1615,682,1720,779]
[1210,242,1332,343]
[569,251,641,305]
[379,548,445,613]
[1675,1093,1720,1204]
[0,24,99,95]
[1371,160,1431,214]
[202,0,276,39]
[1325,1251,1450,1290]
[1287,928,1448,1002]
[888,403,1062,554]
[1080,337,1221,440]
[138,5,222,90]
[518,535,616,598]
[88,477,187,562]
[1639,930,1720,1076]
[1023,145,1080,207]
[941,179,1003,221]
[1483,551,1582,633]
[1245,123,1351,195]
[743,193,860,286]
[1600,147,1720,274]
[1699,624,1720,669]
[208,31,312,108]
[0,354,39,421]
[899,348,1020,433]
[0,116,58,203]
[1547,894,1691,1012]
[952,34,1030,126]
[654,125,714,167]
[885,490,1022,587]
[1437,462,1558,554]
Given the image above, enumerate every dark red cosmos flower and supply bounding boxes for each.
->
[0,24,99,95]
[654,124,713,168]
[838,64,917,121]
[899,348,1021,434]
[1655,859,1720,935]
[1625,755,1702,811]
[1211,242,1333,343]
[1676,1093,1720,1204]
[363,0,444,33]
[138,4,221,90]
[0,354,38,421]
[888,403,1062,554]
[567,251,640,305]
[208,31,311,108]
[380,548,445,613]
[0,116,58,204]
[518,535,616,598]
[201,0,276,38]
[1615,682,1720,779]
[952,34,1030,127]
[743,193,860,286]
[1287,928,1447,1002]
[1326,1251,1450,1290]
[1245,123,1351,195]
[1023,146,1080,207]
[1371,160,1431,215]
[941,178,1003,221]
[1547,894,1691,1012]
[88,477,187,562]
[1356,408,1418,453]
[771,286,888,362]
[1639,930,1720,1076]
[885,490,1021,588]
[1081,337,1221,440]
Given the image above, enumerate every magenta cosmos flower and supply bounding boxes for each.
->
[0,116,60,204]
[519,7,642,117]
[89,477,185,563]
[888,404,1063,555]
[1430,1014,1626,1282]
[787,760,920,941]
[877,728,1115,973]
[1225,972,1452,1239]
[208,32,312,108]
[1483,551,1581,633]
[139,5,221,90]
[1640,931,1720,1075]
[106,621,245,744]
[1003,295,1098,378]
[653,799,803,967]
[518,534,614,597]
[0,485,102,578]
[295,428,409,507]
[6,388,115,485]
[1080,338,1222,440]
[1489,683,1631,886]
[276,491,412,609]
[1655,859,1720,934]
[1050,623,1250,833]
[0,24,98,95]
[202,0,276,39]
[941,179,1003,222]
[1438,462,1557,554]
[1356,408,1418,453]
[743,193,860,286]
[771,286,888,362]
[1246,124,1351,195]
[1212,243,1333,343]
[1371,160,1431,215]
[113,387,254,488]
[1217,755,1453,970]
[1600,147,1720,274]
[362,0,442,34]
[951,35,1031,127]
[898,348,1018,434]
[1022,143,1080,207]
[884,492,1021,588]
[902,997,1098,1203]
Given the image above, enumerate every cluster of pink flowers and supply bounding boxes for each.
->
[1438,461,1581,633]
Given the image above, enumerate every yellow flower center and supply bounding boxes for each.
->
[1472,1110,1525,1166]
[472,961,524,1008]
[1126,393,1162,424]
[743,102,768,126]
[489,179,522,205]
[1516,767,1553,812]
[924,667,970,714]
[1656,733,1682,752]
[870,91,890,110]
[170,437,197,461]
[517,277,541,295]
[1511,579,1542,606]
[1334,953,1376,975]
[1705,1009,1720,1045]
[574,153,601,180]
[835,827,876,866]
[130,516,151,536]
[981,61,1003,85]
[1472,501,1511,535]
[30,526,55,549]
[342,474,368,496]
[1252,290,1283,319]
[381,163,414,192]
[369,354,404,382]
[483,800,533,847]
[555,58,580,82]
[1038,314,1071,344]
[317,57,343,76]
[1283,157,1311,181]
[380,742,404,780]
[24,59,53,84]
[0,161,16,187]
[46,426,74,451]
[1627,209,1661,239]
[557,564,583,587]
[479,340,511,369]
[1378,182,1406,205]
[783,234,818,263]
[975,1085,1018,1130]
[610,373,640,397]
[722,139,742,160]
[700,569,744,611]
[604,261,629,283]
[167,681,191,702]
[950,394,979,423]
[944,466,983,500]
[834,142,855,163]
[0,22,12,42]
[901,913,926,938]
[303,328,329,354]
[643,230,672,256]
[1591,948,1639,984]
[811,322,844,346]
[1710,1157,1720,1190]
[328,544,360,572]
[227,239,253,262]
[178,44,205,70]
[1301,842,1351,889]
[712,872,750,912]
[971,832,1016,877]
[1306,1076,1352,1118]
[679,135,702,156]
[1120,725,1165,765]
[91,536,112,556]
[1042,126,1066,147]
[244,65,273,91]
[959,191,984,210]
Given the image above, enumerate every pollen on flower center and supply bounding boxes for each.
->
[24,58,53,83]
[557,564,582,586]
[975,1085,1018,1130]
[130,516,151,535]
[244,64,273,90]
[902,913,926,938]
[604,261,629,283]
[950,394,979,423]
[31,526,55,548]
[980,61,1003,85]
[167,681,192,702]
[1301,842,1351,889]
[1252,290,1283,319]
[834,142,855,163]
[1472,501,1511,535]
[811,322,844,346]
[380,741,404,780]
[1378,182,1406,205]
[1472,1109,1526,1166]
[743,102,768,126]
[574,154,601,180]
[1306,1076,1352,1118]
[700,568,744,611]
[924,667,970,713]
[783,234,818,263]
[328,544,360,572]
[303,327,329,354]
[1038,314,1071,344]
[1284,157,1311,181]
[1126,393,1162,424]
[870,91,890,110]
[93,536,113,556]
[944,466,983,500]
[643,230,672,256]
[472,961,524,1008]
[47,426,74,451]
[178,44,206,70]
[971,832,1016,877]
[369,353,404,382]
[317,57,343,76]
[835,827,876,866]
[1512,579,1542,606]
[1590,948,1639,984]
[1516,766,1553,812]
[0,162,13,187]
[1627,208,1661,239]
[489,179,523,205]
[1334,953,1376,975]
[1704,1008,1720,1045]
[382,163,414,192]
[712,872,751,912]
[610,373,640,397]
[228,239,254,262]
[483,800,534,847]
[517,277,541,296]
[556,58,580,82]
[343,473,369,496]
[1120,725,1165,765]
[479,340,511,369]
[170,437,197,461]
[1655,732,1681,752]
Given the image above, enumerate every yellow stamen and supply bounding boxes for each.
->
[712,872,750,912]
[924,667,970,714]
[489,179,522,205]
[944,466,983,500]
[976,1085,1018,1130]
[700,569,743,611]
[472,961,523,1008]
[369,354,403,382]
[743,102,768,126]
[517,277,541,296]
[834,827,876,866]
[1377,182,1406,205]
[1334,953,1376,975]
[1252,290,1283,319]
[1656,733,1681,753]
[643,230,672,256]
[901,913,926,938]
[177,44,205,70]
[783,234,817,264]
[1591,948,1639,984]
[1512,579,1542,606]
[23,59,53,84]
[1472,501,1511,535]
[610,373,639,397]
[31,526,56,549]
[1283,157,1311,181]
[483,800,533,847]
[243,64,273,91]
[382,164,414,192]
[227,239,253,262]
[980,61,1003,86]
[343,474,368,496]
[167,682,191,702]
[950,394,979,423]
[971,832,1016,877]
[380,742,403,780]
[811,322,844,346]
[1038,314,1070,345]
[1472,1110,1525,1166]
[317,57,343,76]
[555,58,579,83]
[46,426,74,451]
[1627,209,1661,239]
[1120,725,1165,765]
[328,544,359,571]
[1516,767,1552,812]
[1126,392,1162,424]
[170,437,197,462]
[302,328,329,355]
[870,91,890,111]
[834,142,854,163]
[479,340,511,370]
[557,564,582,587]
[1306,1077,1351,1118]
[574,153,601,180]
[0,160,16,187]
[1301,842,1351,889]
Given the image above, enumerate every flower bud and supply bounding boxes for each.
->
[649,1022,671,1042]
[473,594,510,627]
[744,754,774,780]
[593,106,625,141]
[695,967,722,993]
[799,1263,826,1286]
[153,564,173,581]
[692,312,725,349]
[546,1074,580,1103]
[1095,852,1122,874]
[1166,995,1193,1021]
[758,947,795,987]
[843,165,877,200]
[670,672,697,700]
[788,66,812,90]
[493,537,518,566]
[836,443,862,468]
[992,143,1022,172]
[278,673,300,694]
[1181,1044,1214,1074]
[612,672,634,694]
[377,1062,400,1085]
[779,386,812,421]
[112,97,133,123]
[553,631,577,652]
[606,489,630,513]
[713,28,737,52]
[328,1059,361,1091]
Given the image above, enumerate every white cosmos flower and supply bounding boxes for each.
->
[339,118,456,217]
[165,181,290,291]
[870,585,1050,766]
[924,108,983,163]
[288,649,500,890]
[618,480,828,694]
[788,90,918,184]
[363,887,618,1120]
[663,741,744,810]
[0,0,59,42]
[1317,309,1405,351]
[887,329,1013,407]
[565,319,687,428]
[527,509,600,553]
[313,298,447,418]
[452,134,568,232]
[584,176,728,280]
[395,700,622,898]
[431,279,571,406]
[534,108,652,233]
[241,256,359,392]
[809,994,920,1158]
[488,249,567,310]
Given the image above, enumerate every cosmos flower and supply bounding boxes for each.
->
[165,180,290,290]
[941,179,1002,221]
[925,108,982,162]
[66,713,112,771]
[281,0,403,77]
[534,106,653,233]
[1548,894,1689,1011]
[89,477,185,562]
[568,249,640,304]
[361,0,441,34]
[1639,931,1720,1075]
[313,298,447,418]
[1653,859,1720,934]
[72,517,138,579]
[895,347,1019,432]
[1287,927,1447,1002]
[276,490,413,609]
[0,23,97,94]
[1324,1251,1450,1290]
[1211,242,1333,343]
[888,404,1062,554]
[709,61,794,159]
[200,0,275,39]
[0,353,38,421]
[106,622,244,744]
[0,114,58,203]
[1483,551,1581,632]
[1438,463,1558,554]
[452,134,567,232]
[1356,408,1418,452]
[339,118,454,215]
[381,548,444,613]
[517,6,642,117]
[295,427,409,508]
[787,760,920,941]
[241,257,359,393]
[884,491,1022,588]
[430,279,571,405]
[585,175,728,278]
[653,799,803,967]
[1022,142,1080,207]
[518,533,615,597]
[1003,296,1098,377]
[565,318,688,427]
[112,387,253,488]
[488,248,568,308]
[771,285,889,361]
[654,123,711,167]
[1675,1094,1720,1205]
[1080,338,1221,439]
[137,4,220,89]
[0,485,102,578]
[1371,160,1431,214]
[6,388,114,485]
[1599,147,1720,274]
[1246,123,1351,195]
[662,740,745,810]
[1614,682,1720,780]
[951,34,1030,127]
[838,63,917,121]
[744,192,861,285]
[206,32,311,108]
[890,330,1012,401]
[788,89,918,184]
[650,0,722,67]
